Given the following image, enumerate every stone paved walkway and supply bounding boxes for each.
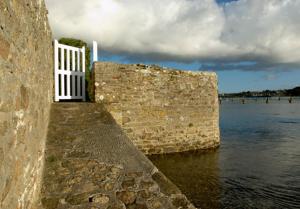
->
[41,103,196,209]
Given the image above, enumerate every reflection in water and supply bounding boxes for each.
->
[150,150,221,209]
[150,99,300,209]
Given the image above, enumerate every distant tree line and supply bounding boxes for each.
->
[220,86,300,98]
[286,87,300,96]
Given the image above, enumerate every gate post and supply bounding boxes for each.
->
[93,41,98,62]
[54,40,59,102]
[82,46,86,101]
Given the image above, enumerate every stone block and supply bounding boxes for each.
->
[0,34,10,60]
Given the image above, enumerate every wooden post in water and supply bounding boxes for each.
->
[266,97,269,104]
[289,97,292,103]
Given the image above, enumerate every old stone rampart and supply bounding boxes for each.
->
[92,62,220,155]
[0,0,53,208]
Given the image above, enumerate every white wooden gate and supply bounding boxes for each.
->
[54,40,86,101]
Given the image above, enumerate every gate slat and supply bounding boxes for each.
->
[66,49,70,97]
[72,50,75,72]
[66,49,70,71]
[77,49,80,72]
[61,74,65,97]
[61,47,65,70]
[82,47,86,101]
[77,49,81,97]
[71,75,75,97]
[66,75,70,97]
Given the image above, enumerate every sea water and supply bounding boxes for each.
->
[150,98,300,209]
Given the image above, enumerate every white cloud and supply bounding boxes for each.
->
[45,0,300,70]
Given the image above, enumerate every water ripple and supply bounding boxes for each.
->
[150,102,300,209]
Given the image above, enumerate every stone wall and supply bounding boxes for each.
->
[0,0,53,208]
[92,62,220,155]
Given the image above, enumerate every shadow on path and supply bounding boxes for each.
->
[40,103,195,209]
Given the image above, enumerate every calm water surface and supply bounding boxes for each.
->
[149,98,300,209]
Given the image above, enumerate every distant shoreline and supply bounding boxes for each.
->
[219,86,300,98]
[219,96,300,104]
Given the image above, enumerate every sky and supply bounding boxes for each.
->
[45,0,300,93]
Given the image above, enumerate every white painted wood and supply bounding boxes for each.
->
[54,40,59,101]
[82,46,86,101]
[54,40,86,101]
[61,73,65,97]
[66,74,70,97]
[57,43,80,51]
[66,49,70,71]
[61,47,64,70]
[93,41,98,62]
[72,50,75,71]
[72,50,76,97]
[72,76,75,97]
[77,49,80,72]
[66,49,70,96]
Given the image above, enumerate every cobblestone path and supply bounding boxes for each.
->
[41,103,196,209]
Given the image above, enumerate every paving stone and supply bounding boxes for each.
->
[117,191,136,205]
[41,103,196,209]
